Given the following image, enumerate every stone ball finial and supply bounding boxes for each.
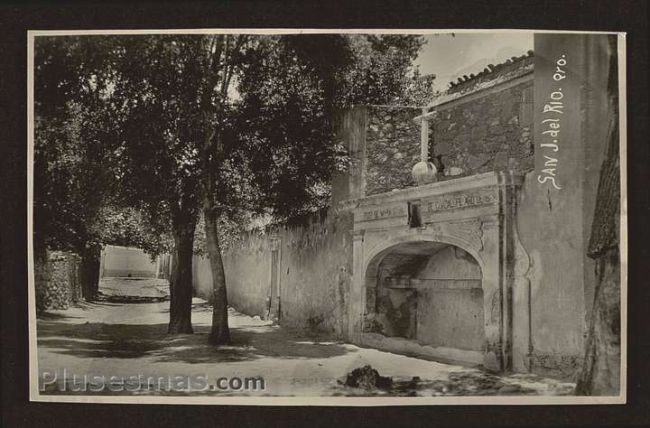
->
[412,161,438,185]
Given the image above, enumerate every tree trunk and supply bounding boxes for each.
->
[575,119,620,394]
[574,36,620,396]
[575,247,620,395]
[205,206,231,345]
[168,220,197,335]
[80,246,101,301]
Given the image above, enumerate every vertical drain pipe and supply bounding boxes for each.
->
[420,107,429,163]
[268,235,281,322]
[276,237,282,322]
[411,107,437,185]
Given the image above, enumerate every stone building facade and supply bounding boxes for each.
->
[430,52,534,180]
[194,34,618,381]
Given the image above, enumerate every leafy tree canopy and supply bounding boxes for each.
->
[34,36,125,254]
[34,33,435,250]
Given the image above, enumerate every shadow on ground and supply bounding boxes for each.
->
[99,295,169,304]
[37,317,353,364]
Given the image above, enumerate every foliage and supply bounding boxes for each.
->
[337,35,436,106]
[193,211,268,254]
[235,35,351,221]
[111,36,208,229]
[95,206,173,257]
[34,34,436,252]
[34,36,124,255]
[33,33,435,327]
[234,34,435,222]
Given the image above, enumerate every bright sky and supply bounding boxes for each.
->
[415,33,533,92]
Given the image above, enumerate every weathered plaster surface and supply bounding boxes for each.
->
[351,172,524,371]
[193,210,354,338]
[214,37,616,383]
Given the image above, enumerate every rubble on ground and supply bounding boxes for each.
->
[343,365,392,390]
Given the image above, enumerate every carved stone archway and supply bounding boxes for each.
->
[347,171,524,371]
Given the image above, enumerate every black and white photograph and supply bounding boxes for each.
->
[27,29,626,405]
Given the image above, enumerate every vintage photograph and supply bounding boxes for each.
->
[27,29,626,405]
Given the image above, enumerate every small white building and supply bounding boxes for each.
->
[100,245,168,279]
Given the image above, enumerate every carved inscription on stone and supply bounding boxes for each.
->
[359,204,406,222]
[357,187,497,224]
[423,187,498,214]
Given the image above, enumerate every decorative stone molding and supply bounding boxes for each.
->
[421,187,498,216]
[361,230,487,279]
[349,171,526,372]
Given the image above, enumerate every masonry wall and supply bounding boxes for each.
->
[34,250,82,313]
[348,79,535,197]
[364,106,422,195]
[193,209,354,338]
[431,79,534,179]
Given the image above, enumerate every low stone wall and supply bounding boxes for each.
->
[193,209,354,338]
[35,250,82,313]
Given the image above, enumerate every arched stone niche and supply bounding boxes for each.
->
[364,240,485,352]
[348,172,525,372]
